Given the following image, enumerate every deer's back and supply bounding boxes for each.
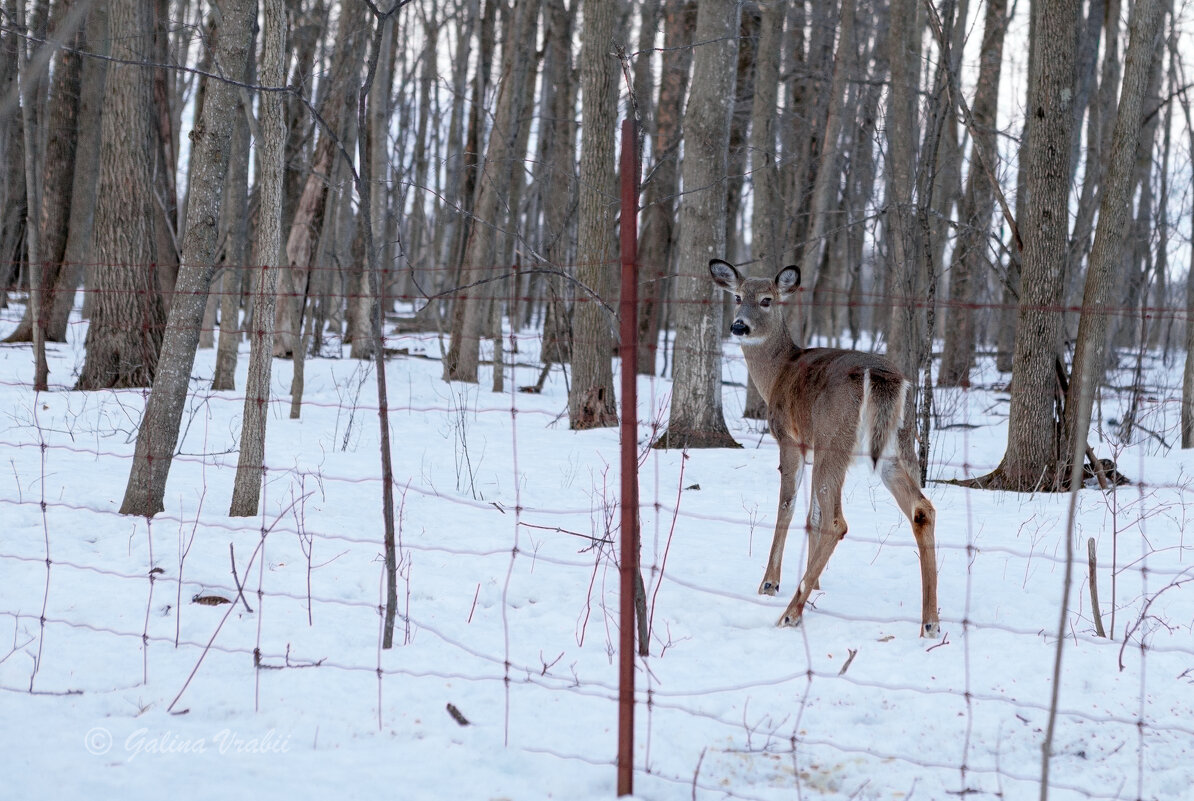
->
[767,348,907,460]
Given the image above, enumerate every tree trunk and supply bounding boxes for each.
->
[939,0,1008,387]
[636,0,694,375]
[744,0,784,419]
[121,0,254,517]
[981,0,1080,491]
[1062,0,1163,474]
[150,0,179,310]
[442,0,541,384]
[4,0,86,347]
[803,0,854,343]
[722,5,756,263]
[76,0,165,390]
[275,0,367,358]
[230,0,286,517]
[63,1,107,327]
[1182,66,1194,446]
[884,0,921,380]
[212,16,256,392]
[18,0,49,389]
[567,0,618,428]
[655,0,740,449]
[537,0,577,367]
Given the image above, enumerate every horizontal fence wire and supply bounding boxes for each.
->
[2,273,1193,799]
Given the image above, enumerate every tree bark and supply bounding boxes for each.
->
[636,0,694,375]
[939,0,1008,387]
[230,0,286,517]
[537,0,577,367]
[1062,0,1163,475]
[4,0,87,348]
[121,0,254,516]
[567,0,618,428]
[65,1,107,325]
[275,0,367,358]
[212,15,256,391]
[802,0,853,343]
[981,0,1080,491]
[76,0,165,390]
[442,0,541,383]
[655,0,740,449]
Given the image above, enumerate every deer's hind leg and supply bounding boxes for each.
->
[759,440,805,596]
[879,456,940,638]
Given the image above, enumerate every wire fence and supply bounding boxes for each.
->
[4,272,1194,797]
[3,157,1194,800]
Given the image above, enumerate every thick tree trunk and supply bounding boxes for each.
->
[121,0,254,517]
[982,0,1080,491]
[567,0,618,428]
[76,0,165,390]
[655,0,740,449]
[230,0,286,517]
[1062,0,1163,474]
[884,0,921,380]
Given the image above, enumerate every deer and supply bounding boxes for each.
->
[709,258,940,638]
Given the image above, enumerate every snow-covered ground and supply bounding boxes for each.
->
[2,300,1192,800]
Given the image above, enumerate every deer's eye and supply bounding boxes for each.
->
[734,295,742,304]
[759,297,773,307]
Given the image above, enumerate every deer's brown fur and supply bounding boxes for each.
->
[710,258,940,637]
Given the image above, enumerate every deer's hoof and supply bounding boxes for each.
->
[922,621,941,639]
[777,611,802,628]
[759,580,779,596]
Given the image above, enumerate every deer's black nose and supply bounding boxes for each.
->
[730,320,749,337]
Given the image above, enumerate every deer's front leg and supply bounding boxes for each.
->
[760,442,804,596]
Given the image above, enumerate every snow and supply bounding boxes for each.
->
[2,302,1192,800]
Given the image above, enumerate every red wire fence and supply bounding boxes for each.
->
[1,122,1193,799]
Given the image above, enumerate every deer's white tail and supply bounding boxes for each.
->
[863,372,908,468]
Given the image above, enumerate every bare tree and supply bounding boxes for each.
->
[1063,0,1164,474]
[938,0,1008,388]
[636,0,694,375]
[536,0,577,368]
[275,0,367,359]
[567,0,618,428]
[230,0,287,517]
[655,0,740,449]
[975,0,1081,491]
[76,0,165,390]
[121,0,255,516]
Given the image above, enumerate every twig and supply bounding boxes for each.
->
[229,542,253,613]
[838,648,859,675]
[1087,538,1106,638]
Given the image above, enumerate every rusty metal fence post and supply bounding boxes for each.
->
[617,117,640,797]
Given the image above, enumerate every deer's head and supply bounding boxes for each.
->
[709,259,800,344]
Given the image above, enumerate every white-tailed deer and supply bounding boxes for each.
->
[710,258,940,637]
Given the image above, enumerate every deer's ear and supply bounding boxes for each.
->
[776,266,801,294]
[709,259,743,292]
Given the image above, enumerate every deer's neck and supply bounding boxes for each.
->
[740,330,802,405]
